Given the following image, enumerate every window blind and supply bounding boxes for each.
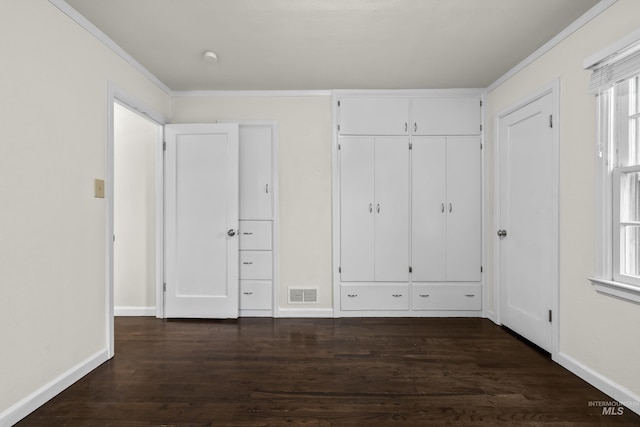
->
[588,41,640,94]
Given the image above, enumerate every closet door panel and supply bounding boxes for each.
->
[446,137,481,281]
[239,125,273,219]
[339,97,410,136]
[374,137,410,281]
[411,137,447,281]
[340,137,375,281]
[412,97,481,136]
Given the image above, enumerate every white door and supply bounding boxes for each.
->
[374,137,410,281]
[411,137,447,281]
[446,137,482,281]
[340,136,375,281]
[411,97,481,136]
[164,123,239,318]
[239,124,273,220]
[498,92,556,352]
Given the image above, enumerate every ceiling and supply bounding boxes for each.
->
[64,0,601,91]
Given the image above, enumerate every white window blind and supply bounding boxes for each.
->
[588,41,640,94]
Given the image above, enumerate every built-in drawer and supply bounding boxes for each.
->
[240,280,272,310]
[341,283,409,311]
[412,283,481,311]
[239,220,272,250]
[239,251,273,280]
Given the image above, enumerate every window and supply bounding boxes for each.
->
[587,33,640,303]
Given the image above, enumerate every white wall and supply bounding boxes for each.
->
[171,95,333,310]
[114,103,158,312]
[0,0,170,417]
[485,0,640,399]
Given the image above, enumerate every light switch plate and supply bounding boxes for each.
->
[94,179,105,198]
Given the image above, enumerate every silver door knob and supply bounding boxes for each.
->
[227,229,236,237]
[497,229,507,238]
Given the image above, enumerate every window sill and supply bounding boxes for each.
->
[588,277,640,305]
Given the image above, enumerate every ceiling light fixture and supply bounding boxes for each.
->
[203,51,218,62]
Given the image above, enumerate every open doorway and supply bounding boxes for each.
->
[113,103,160,316]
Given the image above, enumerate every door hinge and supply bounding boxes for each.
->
[480,100,483,107]
[409,266,412,273]
[163,282,166,292]
[480,143,483,150]
[163,141,167,151]
[409,142,412,150]
[338,100,341,107]
[338,124,341,132]
[338,143,341,150]
[480,124,483,132]
[549,115,553,128]
[548,309,552,323]
[338,266,341,273]
[481,266,483,273]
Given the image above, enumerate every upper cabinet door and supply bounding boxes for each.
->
[239,124,273,220]
[412,97,481,136]
[339,97,410,136]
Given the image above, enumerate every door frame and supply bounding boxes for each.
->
[107,82,167,358]
[493,79,560,356]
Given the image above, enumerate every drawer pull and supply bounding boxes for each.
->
[392,294,403,298]
[419,294,430,298]
[243,291,254,295]
[465,294,475,297]
[347,294,358,298]
[243,232,254,235]
[243,261,253,265]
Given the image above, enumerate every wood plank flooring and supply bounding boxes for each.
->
[17,317,640,426]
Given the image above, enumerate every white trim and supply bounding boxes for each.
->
[114,306,157,316]
[239,309,274,318]
[584,26,640,69]
[173,90,332,98]
[494,79,560,355]
[588,277,640,304]
[333,88,486,97]
[0,349,108,426]
[48,0,172,95]
[276,308,335,318]
[554,351,640,416]
[107,82,168,355]
[487,0,619,92]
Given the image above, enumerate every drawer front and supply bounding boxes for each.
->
[239,220,272,250]
[239,251,272,280]
[240,280,272,310]
[341,284,409,311]
[412,284,481,311]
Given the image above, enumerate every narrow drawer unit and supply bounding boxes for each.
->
[341,284,409,311]
[240,280,272,310]
[239,251,273,280]
[412,283,481,311]
[239,220,272,250]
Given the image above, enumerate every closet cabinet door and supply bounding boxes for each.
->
[374,138,410,281]
[411,97,481,136]
[411,137,447,281]
[340,137,375,281]
[239,125,273,220]
[339,97,410,136]
[446,137,481,281]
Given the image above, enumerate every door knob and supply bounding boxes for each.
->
[497,229,507,238]
[227,229,236,237]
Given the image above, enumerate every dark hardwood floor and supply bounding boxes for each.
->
[17,317,640,426]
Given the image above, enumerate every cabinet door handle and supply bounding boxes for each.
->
[419,294,430,298]
[265,183,269,194]
[377,203,380,213]
[243,232,253,235]
[441,203,445,213]
[392,294,403,298]
[414,123,417,132]
[465,294,475,298]
[347,294,358,298]
[404,122,408,132]
[243,291,254,295]
[369,203,373,213]
[449,203,453,213]
[243,261,253,265]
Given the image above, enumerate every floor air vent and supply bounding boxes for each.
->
[288,287,318,303]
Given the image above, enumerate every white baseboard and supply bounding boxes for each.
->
[554,352,640,416]
[276,308,335,318]
[114,306,156,316]
[0,349,108,426]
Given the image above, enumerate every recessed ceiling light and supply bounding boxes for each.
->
[203,51,218,62]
